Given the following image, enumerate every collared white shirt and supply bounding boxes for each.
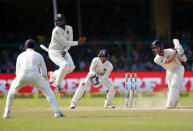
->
[90,57,113,79]
[49,25,78,52]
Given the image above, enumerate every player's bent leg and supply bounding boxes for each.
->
[104,86,116,108]
[67,65,75,74]
[35,78,65,117]
[70,81,90,109]
[3,78,22,119]
[102,79,116,108]
[48,70,59,86]
[55,64,69,90]
[166,86,180,109]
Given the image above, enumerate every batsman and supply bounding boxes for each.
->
[152,39,187,109]
[46,14,86,90]
[70,49,116,109]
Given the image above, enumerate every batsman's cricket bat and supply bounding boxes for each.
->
[173,39,181,47]
[40,44,49,52]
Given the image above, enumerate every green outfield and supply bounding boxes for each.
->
[0,93,193,131]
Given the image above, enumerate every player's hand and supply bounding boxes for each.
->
[61,51,66,57]
[78,37,86,45]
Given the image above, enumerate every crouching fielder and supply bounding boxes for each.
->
[3,39,64,119]
[152,39,187,109]
[70,49,116,109]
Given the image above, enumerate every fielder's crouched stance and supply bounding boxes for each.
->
[70,49,116,109]
[3,39,64,119]
[152,39,187,109]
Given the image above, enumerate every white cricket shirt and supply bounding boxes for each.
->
[49,25,78,52]
[16,49,47,78]
[90,57,113,79]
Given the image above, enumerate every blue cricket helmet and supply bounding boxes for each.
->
[55,14,66,22]
[98,49,110,58]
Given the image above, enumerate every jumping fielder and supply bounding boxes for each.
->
[48,14,86,90]
[2,39,64,119]
[152,39,187,109]
[70,49,116,109]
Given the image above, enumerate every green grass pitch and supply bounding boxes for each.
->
[0,93,193,131]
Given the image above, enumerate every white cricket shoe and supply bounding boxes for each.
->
[55,111,65,118]
[166,103,176,109]
[166,105,176,109]
[104,103,115,108]
[2,111,10,119]
[70,103,76,109]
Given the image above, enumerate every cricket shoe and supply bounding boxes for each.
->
[70,102,76,109]
[104,104,115,108]
[166,103,176,109]
[2,111,10,119]
[56,85,65,93]
[55,111,65,118]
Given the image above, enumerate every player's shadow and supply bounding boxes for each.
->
[176,106,193,109]
[78,115,133,118]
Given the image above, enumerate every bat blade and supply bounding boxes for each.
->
[173,39,180,46]
[40,44,49,52]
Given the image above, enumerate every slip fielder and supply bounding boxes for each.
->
[3,39,64,118]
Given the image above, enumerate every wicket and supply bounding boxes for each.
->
[125,73,137,108]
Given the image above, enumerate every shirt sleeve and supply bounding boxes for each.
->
[154,56,166,66]
[89,58,96,73]
[15,55,21,76]
[54,28,78,47]
[39,55,47,79]
[64,26,73,52]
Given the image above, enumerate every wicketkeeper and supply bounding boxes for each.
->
[70,49,116,109]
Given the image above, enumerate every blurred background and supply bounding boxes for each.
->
[0,0,193,73]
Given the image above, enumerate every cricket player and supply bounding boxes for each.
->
[2,39,64,119]
[48,14,86,90]
[152,39,187,109]
[70,49,116,109]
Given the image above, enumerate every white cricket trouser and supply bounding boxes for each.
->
[4,70,60,114]
[71,73,116,105]
[49,50,75,87]
[166,65,184,108]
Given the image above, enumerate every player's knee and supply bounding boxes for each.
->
[60,63,69,71]
[68,65,75,73]
[79,80,89,90]
[105,79,113,89]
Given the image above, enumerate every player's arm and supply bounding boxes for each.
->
[89,58,97,74]
[39,55,48,80]
[15,55,21,76]
[164,52,177,64]
[54,29,78,46]
[54,29,86,46]
[63,27,73,52]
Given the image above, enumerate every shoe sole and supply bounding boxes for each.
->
[70,107,75,109]
[104,107,115,108]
